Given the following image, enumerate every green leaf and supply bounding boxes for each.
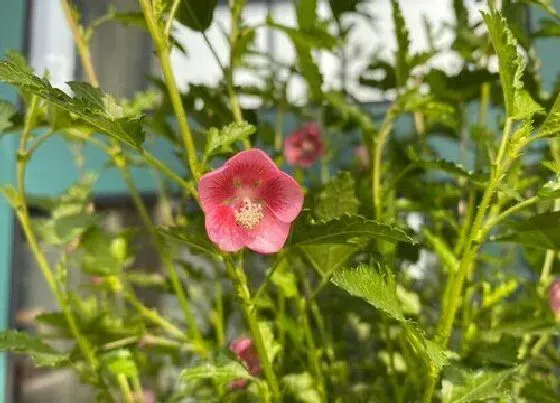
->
[538,175,560,199]
[482,11,543,119]
[0,331,70,368]
[314,172,358,220]
[391,0,410,87]
[0,60,145,147]
[292,214,416,246]
[441,367,517,403]
[283,372,322,403]
[331,264,405,321]
[271,260,298,298]
[157,225,220,259]
[267,19,337,50]
[176,0,218,32]
[181,361,252,385]
[0,100,15,134]
[33,214,99,246]
[300,243,364,276]
[409,151,486,186]
[399,91,458,129]
[259,321,281,363]
[538,91,560,138]
[492,211,560,250]
[204,121,256,160]
[102,349,138,377]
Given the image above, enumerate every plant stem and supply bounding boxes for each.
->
[225,255,281,401]
[423,118,514,403]
[61,0,100,87]
[139,0,201,179]
[479,196,539,242]
[297,297,326,401]
[228,0,251,149]
[117,373,134,403]
[16,97,99,373]
[120,163,206,354]
[372,109,395,220]
[164,0,181,37]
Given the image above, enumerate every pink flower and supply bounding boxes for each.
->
[355,145,369,169]
[199,149,303,253]
[548,279,560,316]
[229,337,261,389]
[284,122,324,167]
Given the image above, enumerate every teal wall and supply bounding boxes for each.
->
[0,0,26,401]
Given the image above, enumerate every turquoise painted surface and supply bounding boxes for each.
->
[0,0,26,401]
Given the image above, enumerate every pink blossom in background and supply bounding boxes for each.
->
[355,145,369,169]
[199,149,303,253]
[548,279,560,316]
[284,122,324,167]
[229,336,261,390]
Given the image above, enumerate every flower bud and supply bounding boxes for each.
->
[548,279,560,317]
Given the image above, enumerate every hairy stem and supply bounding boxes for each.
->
[372,109,395,220]
[225,255,280,401]
[423,118,514,403]
[16,97,99,375]
[139,0,201,179]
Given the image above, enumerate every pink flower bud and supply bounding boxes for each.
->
[548,279,560,316]
[354,145,369,169]
[228,336,262,390]
[284,122,324,168]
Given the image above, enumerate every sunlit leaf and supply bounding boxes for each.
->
[283,372,322,403]
[441,367,517,403]
[0,100,15,134]
[0,56,145,147]
[204,121,256,160]
[181,361,252,385]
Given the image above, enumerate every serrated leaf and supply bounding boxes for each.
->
[176,0,218,32]
[314,172,358,220]
[538,91,560,138]
[0,331,70,368]
[391,0,410,87]
[411,154,486,186]
[300,243,363,276]
[204,121,256,160]
[157,225,220,258]
[538,175,560,199]
[0,61,145,147]
[33,214,99,246]
[292,214,415,246]
[331,264,405,321]
[399,91,458,128]
[181,361,252,385]
[441,367,517,403]
[0,100,15,133]
[482,11,543,119]
[492,211,560,250]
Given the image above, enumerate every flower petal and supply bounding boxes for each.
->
[204,205,248,252]
[224,148,279,185]
[199,165,236,213]
[259,171,303,223]
[246,208,291,254]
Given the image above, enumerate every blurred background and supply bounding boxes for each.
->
[0,0,557,402]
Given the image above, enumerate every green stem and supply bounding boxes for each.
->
[16,97,99,373]
[479,82,490,127]
[164,0,181,37]
[423,118,514,403]
[297,297,326,401]
[117,373,134,403]
[372,109,395,220]
[228,0,250,149]
[479,196,539,242]
[139,0,201,180]
[225,255,280,401]
[120,163,206,354]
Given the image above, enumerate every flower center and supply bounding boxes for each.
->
[301,139,316,153]
[234,199,264,230]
